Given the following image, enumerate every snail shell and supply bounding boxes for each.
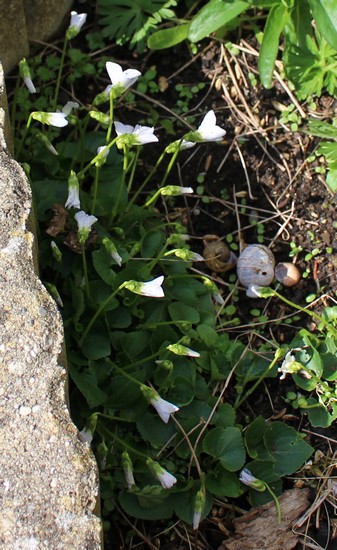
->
[237,244,275,287]
[203,235,237,273]
[275,262,301,287]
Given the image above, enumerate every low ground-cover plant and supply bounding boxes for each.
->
[147,0,337,99]
[13,7,337,540]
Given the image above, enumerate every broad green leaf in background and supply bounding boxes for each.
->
[245,415,273,461]
[98,0,177,51]
[188,0,249,43]
[137,411,177,446]
[259,3,290,88]
[203,426,246,471]
[264,422,314,476]
[305,119,337,140]
[308,0,337,51]
[173,484,213,524]
[80,322,111,360]
[303,399,337,427]
[147,23,190,49]
[119,488,175,519]
[69,365,107,407]
[206,465,241,497]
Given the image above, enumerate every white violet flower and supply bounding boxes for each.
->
[62,101,79,116]
[106,62,141,98]
[166,343,200,357]
[67,11,87,39]
[19,58,36,94]
[65,170,80,209]
[122,451,135,489]
[239,468,266,491]
[74,211,98,244]
[31,111,69,128]
[151,395,179,424]
[278,351,303,380]
[246,284,264,298]
[146,459,177,489]
[160,186,193,196]
[140,385,179,423]
[102,237,122,267]
[123,276,165,298]
[184,110,226,143]
[114,121,158,146]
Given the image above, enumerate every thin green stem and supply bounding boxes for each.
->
[109,143,128,224]
[101,429,149,460]
[94,412,131,423]
[52,38,68,110]
[82,243,90,300]
[127,149,167,208]
[79,283,126,346]
[272,289,337,338]
[235,349,282,409]
[77,137,118,178]
[265,484,282,524]
[91,166,100,214]
[127,148,140,193]
[106,94,114,144]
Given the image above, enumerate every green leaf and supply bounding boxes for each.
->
[214,403,236,428]
[119,488,175,519]
[259,3,290,88]
[303,398,337,427]
[69,365,107,407]
[108,374,144,409]
[147,23,190,49]
[98,0,177,51]
[172,484,213,524]
[141,229,165,257]
[168,302,200,324]
[245,416,273,461]
[305,119,337,140]
[92,247,116,286]
[80,322,111,359]
[320,334,337,381]
[121,330,151,358]
[308,0,337,51]
[264,422,313,476]
[167,376,195,406]
[205,465,240,497]
[137,412,177,446]
[188,0,249,43]
[196,324,218,346]
[326,169,337,193]
[203,427,246,471]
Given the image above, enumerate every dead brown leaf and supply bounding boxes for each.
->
[46,204,68,237]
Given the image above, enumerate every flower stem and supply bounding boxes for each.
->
[127,149,167,208]
[271,289,337,338]
[265,483,282,524]
[52,38,68,110]
[106,94,114,144]
[78,137,118,178]
[235,349,282,409]
[81,243,90,300]
[79,283,125,345]
[91,167,100,214]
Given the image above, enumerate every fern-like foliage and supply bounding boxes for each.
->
[97,0,178,51]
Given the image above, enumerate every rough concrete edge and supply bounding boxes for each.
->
[0,63,13,153]
[0,62,103,547]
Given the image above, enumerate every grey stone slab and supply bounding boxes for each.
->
[0,0,73,72]
[0,64,102,549]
